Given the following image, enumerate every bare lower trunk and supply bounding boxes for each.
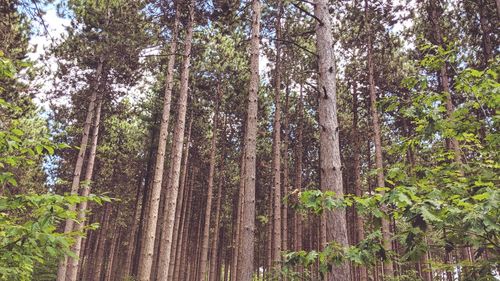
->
[56,60,103,281]
[236,1,261,280]
[352,82,368,281]
[136,4,180,280]
[156,2,194,278]
[231,162,244,281]
[282,87,290,255]
[93,204,111,281]
[66,95,103,281]
[122,175,144,279]
[315,1,351,280]
[177,168,196,281]
[169,119,193,280]
[210,115,226,281]
[199,89,220,280]
[271,0,283,271]
[294,84,304,275]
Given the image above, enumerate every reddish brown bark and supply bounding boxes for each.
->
[136,3,180,279]
[315,0,351,279]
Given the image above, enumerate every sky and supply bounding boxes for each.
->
[28,7,70,61]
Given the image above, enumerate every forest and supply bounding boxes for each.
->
[0,0,498,280]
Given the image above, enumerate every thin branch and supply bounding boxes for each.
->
[291,2,323,25]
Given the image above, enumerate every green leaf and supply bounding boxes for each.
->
[11,128,24,136]
[471,192,489,201]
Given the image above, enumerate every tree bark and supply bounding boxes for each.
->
[237,1,261,280]
[314,1,352,280]
[352,82,368,281]
[282,87,290,256]
[478,0,492,67]
[66,95,103,281]
[136,3,180,280]
[155,2,195,279]
[427,0,472,273]
[168,118,193,280]
[272,0,283,270]
[176,167,196,281]
[122,173,144,279]
[93,204,111,281]
[294,84,304,276]
[56,59,103,281]
[364,0,394,277]
[199,87,221,280]
[210,114,226,281]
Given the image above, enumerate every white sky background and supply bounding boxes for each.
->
[27,0,412,112]
[28,4,271,109]
[28,7,70,111]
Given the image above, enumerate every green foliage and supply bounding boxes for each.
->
[0,55,107,280]
[283,47,499,279]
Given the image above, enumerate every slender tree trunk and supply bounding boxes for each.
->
[364,0,394,277]
[56,60,103,281]
[66,94,103,281]
[267,186,273,273]
[195,209,204,281]
[177,167,196,281]
[237,1,261,280]
[169,118,193,280]
[104,224,119,281]
[314,1,351,280]
[282,87,290,256]
[93,204,111,281]
[272,0,283,270]
[156,2,194,279]
[210,114,226,281]
[478,0,492,67]
[231,163,243,281]
[352,82,368,281]
[294,84,304,275]
[82,212,101,280]
[132,116,159,277]
[199,88,221,280]
[209,178,223,281]
[122,174,144,279]
[427,0,472,273]
[136,3,180,280]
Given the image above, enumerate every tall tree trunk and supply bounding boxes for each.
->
[66,95,103,281]
[93,204,111,281]
[314,1,351,280]
[478,0,492,67]
[209,179,223,281]
[104,223,119,281]
[364,0,394,277]
[132,114,159,276]
[231,163,244,281]
[427,0,472,273]
[272,0,283,269]
[122,174,145,279]
[282,86,290,255]
[56,60,103,281]
[210,114,226,281]
[169,118,193,280]
[237,1,261,279]
[294,84,304,275]
[136,3,180,280]
[156,1,195,278]
[176,167,196,281]
[199,87,221,280]
[352,82,368,281]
